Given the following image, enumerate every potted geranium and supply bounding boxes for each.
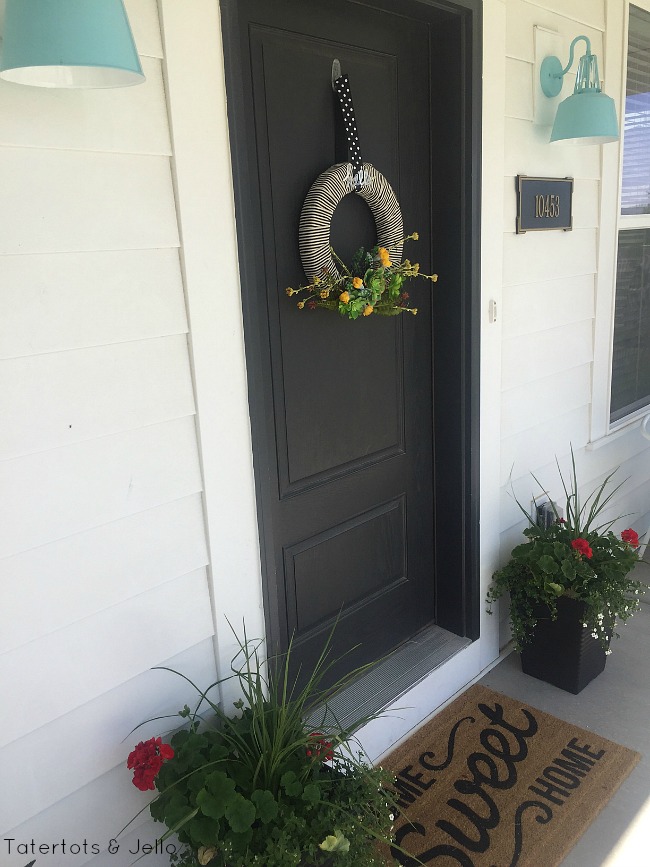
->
[487,451,646,693]
[122,628,401,866]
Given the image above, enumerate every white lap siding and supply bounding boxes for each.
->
[0,1,220,862]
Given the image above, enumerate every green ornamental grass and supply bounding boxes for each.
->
[122,625,403,867]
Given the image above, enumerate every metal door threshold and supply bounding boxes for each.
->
[308,626,472,733]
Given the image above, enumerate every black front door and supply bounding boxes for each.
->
[221,0,480,683]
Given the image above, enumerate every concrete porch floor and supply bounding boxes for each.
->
[478,600,650,866]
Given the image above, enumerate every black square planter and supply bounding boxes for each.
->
[519,596,608,694]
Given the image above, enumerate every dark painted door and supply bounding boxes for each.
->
[222,0,479,683]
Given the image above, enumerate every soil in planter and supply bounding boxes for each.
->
[520,596,610,694]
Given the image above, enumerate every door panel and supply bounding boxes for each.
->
[281,313,404,490]
[285,495,406,635]
[221,0,479,683]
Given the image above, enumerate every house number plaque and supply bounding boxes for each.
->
[516,175,573,234]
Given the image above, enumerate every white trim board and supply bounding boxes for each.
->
[158,0,265,695]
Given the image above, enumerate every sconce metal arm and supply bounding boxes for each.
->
[540,34,593,98]
[560,35,592,75]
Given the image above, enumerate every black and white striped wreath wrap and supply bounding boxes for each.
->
[299,162,404,281]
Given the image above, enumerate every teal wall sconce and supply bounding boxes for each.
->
[540,35,618,145]
[0,0,144,88]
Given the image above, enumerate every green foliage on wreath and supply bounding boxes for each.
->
[286,233,437,320]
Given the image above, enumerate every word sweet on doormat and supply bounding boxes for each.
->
[383,684,639,867]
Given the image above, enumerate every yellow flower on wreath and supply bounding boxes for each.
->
[284,232,436,319]
[378,247,392,267]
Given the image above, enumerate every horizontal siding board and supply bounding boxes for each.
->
[500,442,650,531]
[502,227,597,285]
[502,318,593,390]
[1,639,217,835]
[0,416,203,559]
[506,0,604,63]
[500,405,591,485]
[4,765,158,864]
[502,274,595,337]
[125,0,164,59]
[0,248,187,359]
[0,148,179,255]
[588,433,650,475]
[0,495,208,654]
[0,58,171,155]
[505,57,533,120]
[567,179,600,230]
[0,335,196,460]
[536,438,649,494]
[504,178,600,233]
[499,522,530,566]
[502,466,650,538]
[499,463,571,533]
[583,450,650,527]
[0,569,215,748]
[504,117,602,180]
[501,363,592,438]
[596,480,650,535]
[523,0,604,30]
[636,508,650,547]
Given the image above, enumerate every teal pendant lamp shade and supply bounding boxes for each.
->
[550,90,619,145]
[540,35,618,145]
[0,0,145,88]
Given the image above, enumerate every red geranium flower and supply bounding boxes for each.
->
[127,737,174,791]
[571,537,593,559]
[306,732,334,762]
[621,528,639,548]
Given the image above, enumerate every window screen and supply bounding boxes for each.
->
[611,5,650,421]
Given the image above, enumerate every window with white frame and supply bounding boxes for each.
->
[610,4,650,422]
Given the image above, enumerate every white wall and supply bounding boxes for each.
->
[0,2,223,864]
[498,0,650,646]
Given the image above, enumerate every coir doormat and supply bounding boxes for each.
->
[382,684,640,867]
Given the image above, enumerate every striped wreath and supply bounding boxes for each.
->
[289,162,437,319]
[299,162,404,280]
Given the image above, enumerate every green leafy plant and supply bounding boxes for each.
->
[487,450,646,651]
[285,233,437,319]
[123,627,401,866]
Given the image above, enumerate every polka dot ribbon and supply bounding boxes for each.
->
[332,73,365,189]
